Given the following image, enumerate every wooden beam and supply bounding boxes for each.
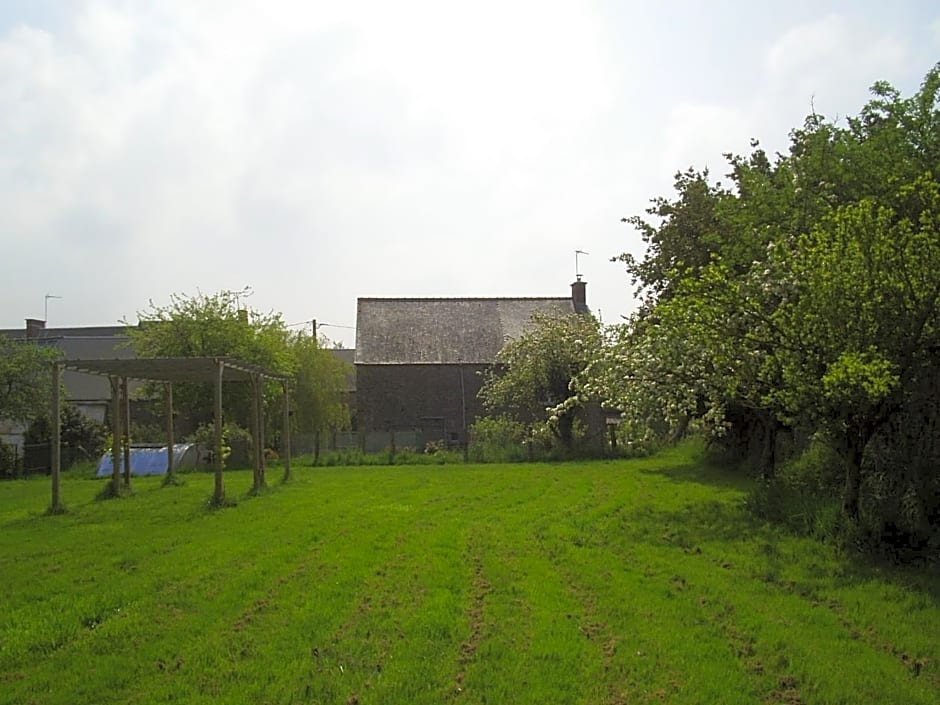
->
[213,360,224,504]
[50,362,62,512]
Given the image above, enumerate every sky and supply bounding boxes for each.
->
[1,1,938,348]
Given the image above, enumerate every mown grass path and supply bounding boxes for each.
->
[1,445,938,704]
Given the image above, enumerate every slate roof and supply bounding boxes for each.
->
[0,325,128,340]
[0,328,136,402]
[355,297,576,365]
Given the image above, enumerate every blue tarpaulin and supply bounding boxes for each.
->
[96,444,200,477]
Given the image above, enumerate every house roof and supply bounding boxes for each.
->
[0,325,129,340]
[355,297,576,365]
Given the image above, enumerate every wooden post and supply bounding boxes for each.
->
[165,383,174,481]
[250,375,261,491]
[50,362,62,512]
[121,377,131,488]
[282,381,291,481]
[110,376,122,496]
[257,379,266,486]
[214,360,224,504]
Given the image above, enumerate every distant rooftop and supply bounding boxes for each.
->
[355,297,576,365]
[0,322,131,340]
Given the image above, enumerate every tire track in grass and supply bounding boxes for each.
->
[526,485,659,705]
[448,529,491,700]
[531,523,675,705]
[639,532,937,704]
[532,493,788,705]
[320,532,419,703]
[730,565,938,691]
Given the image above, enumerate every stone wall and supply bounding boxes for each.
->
[356,363,489,445]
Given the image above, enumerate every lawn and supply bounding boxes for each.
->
[0,444,937,704]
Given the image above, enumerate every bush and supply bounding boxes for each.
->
[187,422,252,468]
[468,416,529,463]
[0,441,20,478]
[309,447,464,467]
[25,405,108,467]
[745,439,845,541]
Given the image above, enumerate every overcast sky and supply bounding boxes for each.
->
[1,1,938,348]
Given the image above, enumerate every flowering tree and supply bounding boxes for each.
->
[597,64,940,521]
[479,313,601,450]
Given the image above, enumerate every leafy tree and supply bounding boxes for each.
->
[0,337,61,424]
[603,64,940,526]
[128,289,293,431]
[617,168,730,305]
[129,289,351,461]
[289,332,350,459]
[479,313,601,450]
[769,179,940,517]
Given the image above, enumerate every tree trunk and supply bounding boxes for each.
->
[842,440,864,520]
[557,413,574,450]
[669,414,690,443]
[841,421,876,520]
[759,415,778,480]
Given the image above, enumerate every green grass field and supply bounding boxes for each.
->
[1,444,938,704]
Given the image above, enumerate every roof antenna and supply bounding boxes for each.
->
[575,250,589,281]
[44,293,62,323]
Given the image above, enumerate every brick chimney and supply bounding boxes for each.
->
[25,318,45,340]
[571,278,588,314]
[237,309,249,324]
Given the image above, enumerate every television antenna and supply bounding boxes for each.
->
[44,293,62,323]
[575,250,589,281]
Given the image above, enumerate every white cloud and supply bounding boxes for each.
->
[0,1,935,343]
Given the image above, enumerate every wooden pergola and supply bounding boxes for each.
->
[49,357,290,512]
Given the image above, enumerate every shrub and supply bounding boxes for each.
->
[0,441,20,478]
[468,416,529,463]
[187,422,252,468]
[746,439,844,541]
[25,405,108,467]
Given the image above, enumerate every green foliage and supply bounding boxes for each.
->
[0,441,19,478]
[187,421,250,468]
[468,415,529,463]
[746,441,846,540]
[306,447,465,467]
[24,405,109,468]
[288,332,350,436]
[0,336,61,424]
[599,63,940,527]
[129,288,293,430]
[479,312,601,451]
[129,289,349,454]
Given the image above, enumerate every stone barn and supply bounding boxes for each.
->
[354,280,588,447]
